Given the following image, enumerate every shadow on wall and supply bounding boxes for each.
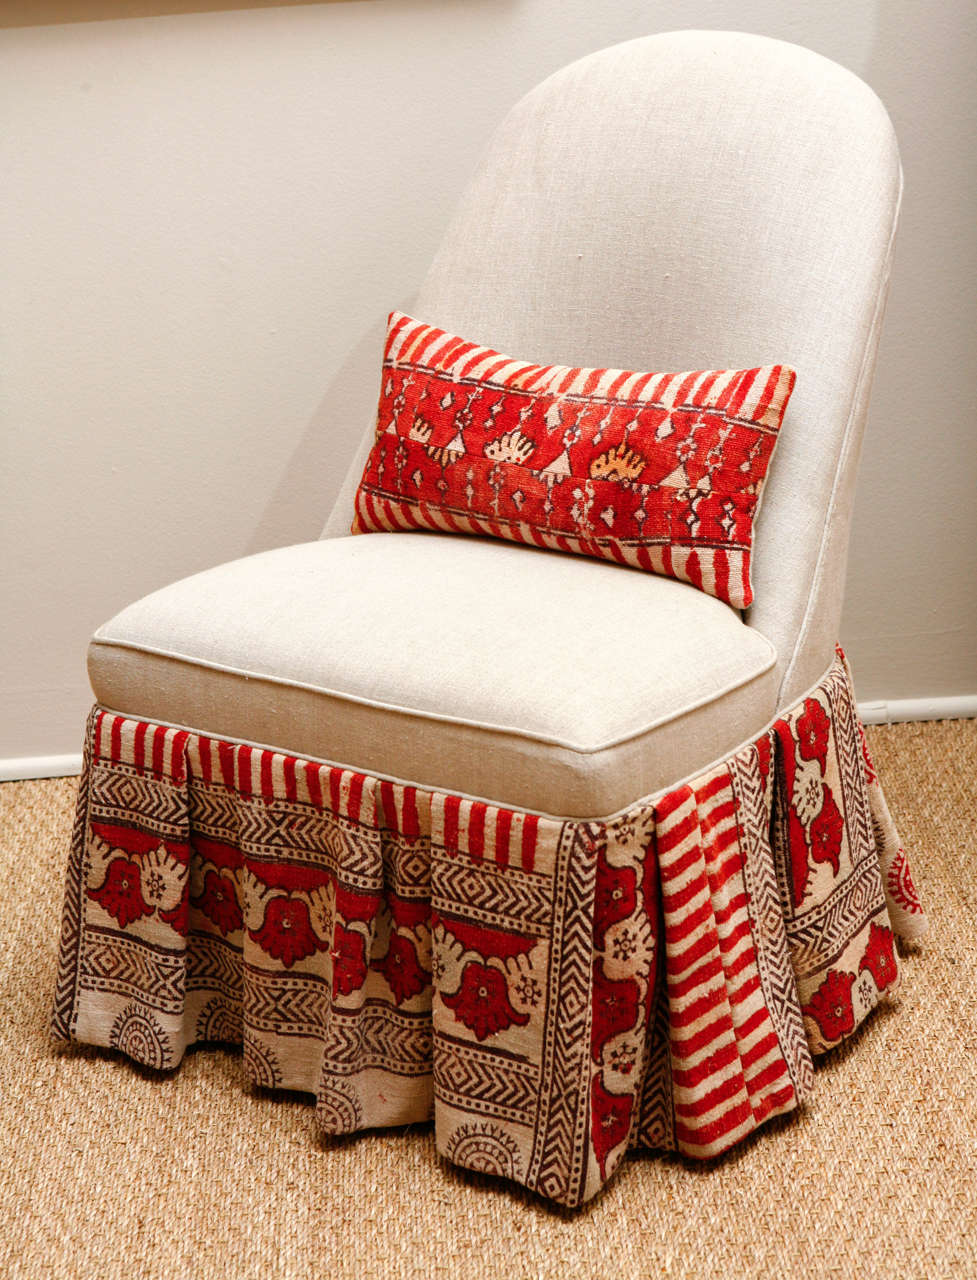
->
[1,0,385,26]
[243,305,409,555]
[839,0,977,694]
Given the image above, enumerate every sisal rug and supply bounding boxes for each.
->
[0,718,975,1279]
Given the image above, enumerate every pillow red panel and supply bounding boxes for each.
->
[352,313,796,609]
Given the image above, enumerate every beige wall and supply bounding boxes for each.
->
[2,0,975,761]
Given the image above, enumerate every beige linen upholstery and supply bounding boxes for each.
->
[91,30,900,821]
[326,31,901,711]
[89,535,777,817]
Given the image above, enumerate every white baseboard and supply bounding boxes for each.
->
[1,696,974,782]
[858,695,977,725]
[0,754,84,782]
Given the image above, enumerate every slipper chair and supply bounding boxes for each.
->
[52,30,927,1207]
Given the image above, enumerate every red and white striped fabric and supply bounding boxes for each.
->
[352,313,796,608]
[656,773,797,1157]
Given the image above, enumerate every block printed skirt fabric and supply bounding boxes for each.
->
[51,649,926,1207]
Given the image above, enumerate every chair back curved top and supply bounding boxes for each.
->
[325,30,901,706]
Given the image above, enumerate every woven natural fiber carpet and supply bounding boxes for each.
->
[1,721,975,1280]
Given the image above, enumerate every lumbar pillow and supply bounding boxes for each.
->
[352,312,796,609]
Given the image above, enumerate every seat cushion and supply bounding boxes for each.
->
[88,534,779,818]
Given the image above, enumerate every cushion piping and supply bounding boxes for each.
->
[89,631,777,756]
[87,653,833,825]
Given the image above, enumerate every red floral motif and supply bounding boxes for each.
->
[335,883,382,925]
[442,961,529,1041]
[249,895,326,969]
[389,895,431,930]
[591,963,641,1063]
[803,969,855,1043]
[191,833,245,875]
[158,887,189,937]
[434,915,536,962]
[373,933,428,1005]
[808,783,843,876]
[192,870,243,936]
[332,923,368,997]
[590,1075,633,1180]
[88,857,153,928]
[887,848,923,915]
[593,853,637,949]
[859,921,898,992]
[796,697,831,767]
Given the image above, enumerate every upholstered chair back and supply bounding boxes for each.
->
[326,31,901,706]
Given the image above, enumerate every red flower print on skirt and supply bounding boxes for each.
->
[88,857,153,928]
[332,923,368,997]
[808,783,843,875]
[887,848,923,915]
[335,883,383,926]
[373,933,428,1005]
[158,887,189,937]
[593,852,637,949]
[591,964,640,1063]
[590,1075,634,1180]
[442,961,529,1041]
[803,968,855,1043]
[249,896,326,969]
[859,921,898,992]
[192,870,243,936]
[796,697,831,766]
